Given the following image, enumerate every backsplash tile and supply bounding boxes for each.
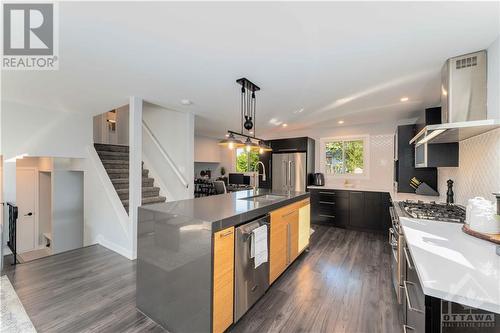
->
[438,128,500,205]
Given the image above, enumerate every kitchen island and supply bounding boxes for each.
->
[136,189,310,333]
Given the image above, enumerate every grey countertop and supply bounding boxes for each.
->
[139,188,309,232]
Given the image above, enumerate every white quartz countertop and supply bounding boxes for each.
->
[400,217,500,314]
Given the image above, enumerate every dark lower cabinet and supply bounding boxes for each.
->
[348,191,365,229]
[310,188,391,232]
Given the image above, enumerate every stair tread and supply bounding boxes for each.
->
[112,178,154,184]
[122,196,167,206]
[94,143,129,153]
[96,150,129,156]
[106,169,149,175]
[116,187,160,194]
[102,160,129,165]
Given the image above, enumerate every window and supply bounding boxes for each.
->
[321,136,369,177]
[235,148,259,172]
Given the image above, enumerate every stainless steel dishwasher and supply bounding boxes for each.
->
[234,215,270,322]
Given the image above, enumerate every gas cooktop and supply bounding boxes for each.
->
[398,200,466,223]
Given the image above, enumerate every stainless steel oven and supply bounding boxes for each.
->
[389,206,406,309]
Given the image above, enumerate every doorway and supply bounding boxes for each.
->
[16,168,38,254]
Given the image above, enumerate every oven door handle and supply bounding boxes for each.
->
[388,228,398,248]
[403,325,415,333]
[403,280,424,314]
[404,246,414,271]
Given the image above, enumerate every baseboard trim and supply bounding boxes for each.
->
[95,235,134,260]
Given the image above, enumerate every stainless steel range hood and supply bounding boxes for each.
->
[410,50,500,145]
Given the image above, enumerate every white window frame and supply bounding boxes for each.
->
[319,135,370,180]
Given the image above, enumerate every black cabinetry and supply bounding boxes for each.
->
[310,188,391,232]
[394,124,438,193]
[258,137,315,189]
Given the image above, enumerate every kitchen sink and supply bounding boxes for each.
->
[238,194,287,202]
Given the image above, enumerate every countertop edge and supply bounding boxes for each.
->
[400,217,500,314]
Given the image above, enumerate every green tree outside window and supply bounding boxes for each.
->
[236,148,259,172]
[325,139,364,175]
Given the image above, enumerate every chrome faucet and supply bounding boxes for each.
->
[253,161,266,189]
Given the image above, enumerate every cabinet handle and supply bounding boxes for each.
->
[319,214,335,219]
[319,201,335,205]
[319,192,335,195]
[403,281,424,314]
[351,191,363,194]
[403,325,415,333]
[282,210,296,218]
[219,230,233,238]
[286,223,291,264]
[403,247,414,270]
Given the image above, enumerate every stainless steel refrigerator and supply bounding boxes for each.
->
[272,153,307,192]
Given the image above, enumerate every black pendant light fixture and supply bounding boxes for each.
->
[219,78,272,153]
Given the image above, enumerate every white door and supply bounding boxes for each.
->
[16,168,37,253]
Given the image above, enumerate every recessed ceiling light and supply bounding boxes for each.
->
[338,120,344,124]
[400,97,409,102]
[181,99,193,105]
[249,131,254,135]
[225,133,230,137]
[282,123,288,128]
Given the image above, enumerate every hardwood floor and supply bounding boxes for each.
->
[2,225,401,333]
[229,225,401,333]
[2,245,165,333]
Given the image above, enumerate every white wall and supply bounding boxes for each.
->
[143,102,194,201]
[1,100,134,259]
[270,122,398,191]
[51,171,84,254]
[194,135,236,177]
[93,106,129,145]
[487,35,500,119]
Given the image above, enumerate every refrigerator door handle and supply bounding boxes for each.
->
[288,160,292,189]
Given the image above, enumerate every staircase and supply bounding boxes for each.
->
[94,143,166,212]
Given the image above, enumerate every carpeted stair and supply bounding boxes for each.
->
[94,143,166,212]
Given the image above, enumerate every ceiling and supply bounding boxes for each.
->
[2,2,499,138]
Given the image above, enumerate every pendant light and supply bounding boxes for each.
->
[244,137,259,152]
[219,78,271,154]
[218,132,243,149]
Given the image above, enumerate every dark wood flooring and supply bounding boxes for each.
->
[2,225,401,333]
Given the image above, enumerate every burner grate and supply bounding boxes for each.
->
[399,201,465,223]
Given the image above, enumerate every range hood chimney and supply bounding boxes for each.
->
[410,50,499,145]
[441,50,487,123]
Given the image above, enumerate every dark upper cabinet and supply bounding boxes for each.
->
[395,124,438,194]
[269,137,309,152]
[261,137,315,188]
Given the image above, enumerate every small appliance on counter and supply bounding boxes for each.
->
[312,173,325,186]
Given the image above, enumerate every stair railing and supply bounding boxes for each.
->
[7,202,19,265]
[142,120,189,189]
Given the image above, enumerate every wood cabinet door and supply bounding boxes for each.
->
[213,227,234,333]
[269,213,288,284]
[288,210,300,262]
[298,203,310,253]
